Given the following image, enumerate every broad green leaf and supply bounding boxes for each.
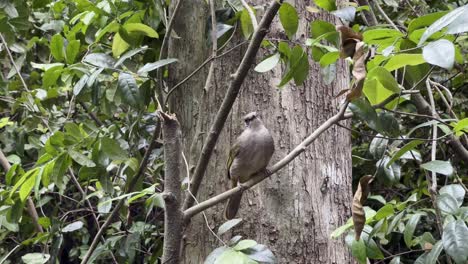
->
[278,45,308,87]
[215,248,252,264]
[21,253,50,264]
[365,237,384,259]
[348,98,381,132]
[378,112,400,137]
[240,8,254,39]
[245,244,276,263]
[408,11,448,33]
[364,66,400,106]
[68,150,96,167]
[404,214,422,248]
[374,204,394,220]
[426,241,444,264]
[83,53,115,68]
[377,156,401,184]
[363,29,403,45]
[117,72,143,110]
[446,5,468,34]
[279,3,299,39]
[112,33,131,57]
[351,239,366,264]
[453,118,468,136]
[137,58,178,75]
[310,20,338,46]
[387,140,423,167]
[384,54,426,71]
[95,20,119,41]
[217,218,242,235]
[114,46,148,68]
[43,65,64,88]
[369,135,388,159]
[420,160,454,176]
[233,240,257,251]
[440,184,466,206]
[73,74,89,96]
[422,39,455,69]
[437,193,460,215]
[205,247,230,264]
[19,169,39,202]
[254,53,281,72]
[101,137,127,160]
[332,6,356,22]
[123,23,159,38]
[418,5,468,45]
[66,40,80,64]
[98,196,112,213]
[62,221,84,232]
[313,0,336,11]
[50,34,64,61]
[442,220,468,264]
[319,51,339,67]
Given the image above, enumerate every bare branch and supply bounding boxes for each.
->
[0,33,30,92]
[183,102,349,220]
[356,0,378,26]
[160,112,184,264]
[182,0,284,212]
[80,117,162,264]
[371,1,401,31]
[203,0,219,93]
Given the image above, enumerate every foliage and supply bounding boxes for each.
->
[0,0,467,263]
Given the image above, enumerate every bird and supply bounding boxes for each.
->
[224,112,275,220]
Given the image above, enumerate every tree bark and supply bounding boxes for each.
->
[169,1,353,263]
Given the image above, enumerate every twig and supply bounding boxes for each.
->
[356,0,378,26]
[0,33,30,92]
[0,149,46,252]
[80,117,162,264]
[182,0,284,212]
[165,41,248,104]
[183,101,349,219]
[160,112,184,264]
[371,1,400,31]
[203,0,219,93]
[156,0,184,109]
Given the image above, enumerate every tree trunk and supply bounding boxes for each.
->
[168,1,353,263]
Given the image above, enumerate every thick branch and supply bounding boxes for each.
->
[183,102,349,220]
[80,117,162,264]
[182,0,284,211]
[160,112,184,264]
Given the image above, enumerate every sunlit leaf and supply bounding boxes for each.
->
[279,3,299,39]
[422,39,455,69]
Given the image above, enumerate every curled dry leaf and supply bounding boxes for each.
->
[336,25,363,58]
[352,175,374,241]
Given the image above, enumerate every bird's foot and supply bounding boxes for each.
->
[264,168,272,176]
[239,183,248,191]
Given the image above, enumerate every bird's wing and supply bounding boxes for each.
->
[227,141,241,180]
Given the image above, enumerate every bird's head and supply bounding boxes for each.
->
[243,112,262,129]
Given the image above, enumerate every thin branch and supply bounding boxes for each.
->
[164,41,248,104]
[0,33,30,92]
[203,0,218,93]
[183,101,349,220]
[357,0,378,26]
[0,150,45,237]
[240,0,258,31]
[156,0,184,109]
[426,79,439,192]
[371,1,401,31]
[80,117,162,264]
[181,0,284,212]
[160,112,183,264]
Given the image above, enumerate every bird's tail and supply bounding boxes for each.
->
[224,192,242,220]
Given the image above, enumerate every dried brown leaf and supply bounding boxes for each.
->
[352,175,374,240]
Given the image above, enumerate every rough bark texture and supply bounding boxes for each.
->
[168,1,353,263]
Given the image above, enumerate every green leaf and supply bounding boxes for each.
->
[50,34,64,61]
[442,220,468,264]
[387,140,423,167]
[43,65,64,88]
[68,149,96,167]
[363,66,400,106]
[19,169,39,202]
[440,184,466,207]
[377,156,401,184]
[73,74,89,96]
[117,72,143,110]
[245,244,275,263]
[254,53,281,72]
[453,118,468,136]
[98,196,112,213]
[101,137,127,160]
[384,54,426,71]
[422,39,455,69]
[418,5,468,45]
[310,20,337,45]
[112,33,131,57]
[408,11,448,33]
[319,51,339,67]
[66,40,80,64]
[137,58,178,75]
[426,241,444,264]
[348,98,381,132]
[374,204,394,220]
[278,45,309,87]
[363,29,403,45]
[215,248,252,264]
[446,6,468,34]
[21,253,50,264]
[62,221,84,232]
[420,160,454,176]
[233,240,257,251]
[205,247,230,264]
[123,23,159,38]
[217,218,242,235]
[240,8,254,39]
[404,214,422,248]
[279,3,299,39]
[114,46,148,68]
[437,193,460,215]
[83,53,116,68]
[351,239,366,264]
[313,0,336,11]
[369,135,388,159]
